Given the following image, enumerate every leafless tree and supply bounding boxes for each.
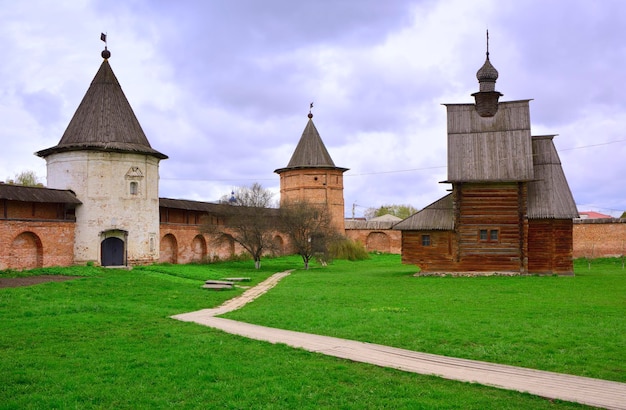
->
[279,200,340,269]
[202,183,278,269]
[219,182,276,207]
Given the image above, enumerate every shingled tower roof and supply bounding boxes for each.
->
[36,48,167,160]
[274,112,347,174]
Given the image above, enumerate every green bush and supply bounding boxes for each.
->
[328,238,370,261]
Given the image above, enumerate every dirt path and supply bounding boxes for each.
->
[0,275,79,288]
[172,270,626,410]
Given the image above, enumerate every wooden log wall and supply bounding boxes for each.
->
[401,230,454,271]
[454,182,527,273]
[528,219,574,275]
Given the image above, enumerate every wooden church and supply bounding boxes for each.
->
[395,41,579,275]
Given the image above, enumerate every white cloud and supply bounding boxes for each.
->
[1,0,625,217]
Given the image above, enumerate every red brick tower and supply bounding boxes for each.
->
[274,110,348,233]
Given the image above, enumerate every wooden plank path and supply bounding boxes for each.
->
[172,271,626,410]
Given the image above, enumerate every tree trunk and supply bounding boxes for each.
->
[255,259,261,269]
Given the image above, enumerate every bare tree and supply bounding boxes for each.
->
[218,183,277,207]
[279,200,340,269]
[202,183,278,269]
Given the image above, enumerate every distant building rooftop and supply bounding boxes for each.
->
[578,211,613,219]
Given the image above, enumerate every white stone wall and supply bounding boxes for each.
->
[46,151,161,265]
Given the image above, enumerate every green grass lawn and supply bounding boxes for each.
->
[226,255,626,383]
[1,255,621,409]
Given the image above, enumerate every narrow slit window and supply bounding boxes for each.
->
[130,181,138,195]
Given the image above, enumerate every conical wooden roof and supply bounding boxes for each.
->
[275,115,347,174]
[37,53,167,159]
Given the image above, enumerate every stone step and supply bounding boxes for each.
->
[202,283,234,290]
[204,280,235,285]
[221,277,251,282]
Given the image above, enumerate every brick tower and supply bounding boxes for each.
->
[274,110,348,233]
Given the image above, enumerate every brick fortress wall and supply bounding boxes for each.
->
[0,220,75,270]
[344,220,402,254]
[3,215,624,270]
[573,218,626,258]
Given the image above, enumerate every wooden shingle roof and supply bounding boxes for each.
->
[393,194,454,231]
[159,198,228,213]
[275,116,348,174]
[527,135,579,219]
[345,214,402,230]
[445,101,534,183]
[36,55,167,160]
[0,183,81,204]
[159,198,280,217]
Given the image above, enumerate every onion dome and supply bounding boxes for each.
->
[476,30,498,92]
[476,54,498,92]
[471,30,502,117]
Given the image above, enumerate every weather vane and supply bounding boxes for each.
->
[100,32,111,59]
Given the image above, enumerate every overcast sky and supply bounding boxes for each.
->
[1,0,625,217]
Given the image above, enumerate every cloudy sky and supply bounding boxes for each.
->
[1,0,625,217]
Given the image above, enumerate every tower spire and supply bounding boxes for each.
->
[476,30,498,91]
[471,30,502,117]
[486,29,490,60]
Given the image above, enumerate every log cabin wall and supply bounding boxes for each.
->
[528,219,574,275]
[454,182,527,273]
[401,230,455,271]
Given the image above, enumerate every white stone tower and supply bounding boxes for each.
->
[37,44,167,266]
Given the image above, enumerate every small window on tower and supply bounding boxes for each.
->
[130,181,138,195]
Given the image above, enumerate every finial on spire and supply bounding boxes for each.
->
[100,32,111,59]
[473,29,502,117]
[308,102,314,119]
[476,30,498,90]
[486,29,490,60]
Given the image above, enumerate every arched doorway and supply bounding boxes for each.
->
[11,232,43,270]
[160,234,178,264]
[366,232,391,253]
[212,234,235,260]
[100,230,127,267]
[273,235,285,256]
[191,235,207,263]
[101,237,125,266]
